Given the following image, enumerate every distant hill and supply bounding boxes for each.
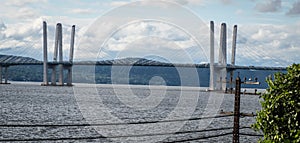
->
[0,54,209,67]
[97,57,209,67]
[0,54,42,65]
[97,57,169,65]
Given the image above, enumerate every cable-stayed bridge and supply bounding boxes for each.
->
[0,54,286,87]
[0,54,286,69]
[0,21,287,91]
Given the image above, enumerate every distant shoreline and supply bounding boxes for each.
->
[6,81,266,94]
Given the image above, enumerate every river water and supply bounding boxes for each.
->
[0,83,263,142]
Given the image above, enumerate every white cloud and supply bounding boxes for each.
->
[109,1,131,7]
[0,18,45,59]
[106,0,206,7]
[3,18,43,40]
[74,0,209,62]
[286,0,300,16]
[235,9,244,15]
[4,0,47,7]
[177,0,206,5]
[69,8,96,15]
[251,28,272,40]
[141,0,207,6]
[237,23,300,66]
[16,7,38,19]
[89,21,203,63]
[0,16,89,60]
[0,0,48,22]
[255,0,281,13]
[220,0,232,5]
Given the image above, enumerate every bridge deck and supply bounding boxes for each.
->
[0,62,286,70]
[0,55,286,70]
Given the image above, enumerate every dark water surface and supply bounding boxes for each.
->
[8,65,286,89]
[1,83,263,142]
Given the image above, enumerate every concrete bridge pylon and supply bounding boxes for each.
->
[209,21,238,91]
[41,21,75,86]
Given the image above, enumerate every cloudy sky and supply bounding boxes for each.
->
[0,0,299,66]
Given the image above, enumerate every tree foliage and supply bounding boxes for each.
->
[253,64,300,142]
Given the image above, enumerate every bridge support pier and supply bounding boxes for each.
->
[66,66,72,86]
[58,64,64,85]
[4,66,9,84]
[0,66,2,84]
[50,65,56,85]
[0,66,10,84]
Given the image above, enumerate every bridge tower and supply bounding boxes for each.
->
[41,21,75,86]
[209,21,237,91]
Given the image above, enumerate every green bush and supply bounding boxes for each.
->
[252,64,300,142]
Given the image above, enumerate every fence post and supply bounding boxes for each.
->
[233,76,241,143]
